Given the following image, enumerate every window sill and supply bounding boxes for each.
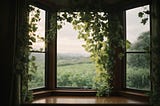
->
[52,89,97,96]
[32,89,97,100]
[32,88,149,103]
[119,90,149,102]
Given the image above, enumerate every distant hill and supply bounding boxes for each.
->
[57,53,93,66]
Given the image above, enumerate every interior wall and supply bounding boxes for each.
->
[0,0,17,105]
[150,0,160,104]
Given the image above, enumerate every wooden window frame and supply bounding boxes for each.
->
[31,1,151,102]
[28,4,49,91]
[124,4,151,92]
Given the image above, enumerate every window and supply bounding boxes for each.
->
[125,5,150,90]
[28,6,46,89]
[57,17,96,89]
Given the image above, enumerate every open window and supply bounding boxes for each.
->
[28,6,46,89]
[28,2,151,97]
[125,5,150,91]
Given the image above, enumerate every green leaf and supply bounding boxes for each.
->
[31,56,36,61]
[126,40,131,49]
[57,25,62,30]
[143,10,150,15]
[67,17,72,23]
[138,12,144,18]
[30,37,36,42]
[141,18,148,25]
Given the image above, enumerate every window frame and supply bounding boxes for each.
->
[124,4,151,92]
[28,4,48,90]
[30,0,152,97]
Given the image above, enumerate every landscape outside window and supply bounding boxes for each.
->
[57,20,96,89]
[126,5,150,90]
[28,6,46,89]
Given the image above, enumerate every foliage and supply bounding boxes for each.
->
[128,31,150,51]
[28,25,151,94]
[20,2,124,99]
[30,53,150,92]
[56,12,111,96]
[126,31,150,90]
[126,66,150,90]
[15,4,40,103]
[49,11,124,96]
[127,31,150,69]
[28,53,45,89]
[46,13,57,42]
[138,6,150,25]
[57,62,96,88]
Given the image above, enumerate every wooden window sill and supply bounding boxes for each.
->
[119,90,149,102]
[32,89,149,103]
[32,89,97,100]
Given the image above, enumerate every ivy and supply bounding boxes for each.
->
[138,6,150,25]
[50,11,124,96]
[15,4,40,103]
[18,2,124,101]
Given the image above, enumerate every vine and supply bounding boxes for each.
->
[138,5,160,105]
[15,4,40,103]
[16,1,160,105]
[51,11,124,96]
[18,3,124,102]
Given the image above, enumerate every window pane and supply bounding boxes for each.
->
[28,6,46,89]
[57,21,96,89]
[30,6,46,52]
[126,5,150,52]
[28,52,45,89]
[126,53,150,90]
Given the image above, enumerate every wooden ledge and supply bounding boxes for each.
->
[33,89,97,99]
[53,89,96,92]
[119,91,149,102]
[52,89,97,96]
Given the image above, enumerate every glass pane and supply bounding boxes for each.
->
[28,52,45,89]
[57,21,96,89]
[29,6,46,52]
[126,53,150,90]
[126,5,150,52]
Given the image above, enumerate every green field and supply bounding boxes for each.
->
[28,53,96,89]
[57,54,96,88]
[28,53,150,91]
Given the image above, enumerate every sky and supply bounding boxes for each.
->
[126,5,150,43]
[32,5,150,54]
[57,22,88,55]
[31,7,46,52]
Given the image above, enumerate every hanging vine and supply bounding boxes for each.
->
[17,1,124,102]
[48,11,124,96]
[15,3,40,103]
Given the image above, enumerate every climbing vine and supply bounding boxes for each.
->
[15,4,40,103]
[49,11,124,96]
[17,2,124,103]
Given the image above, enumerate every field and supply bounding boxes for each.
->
[28,53,96,89]
[57,53,96,88]
[28,53,150,91]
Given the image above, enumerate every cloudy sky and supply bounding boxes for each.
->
[57,5,149,54]
[57,22,88,55]
[33,5,150,54]
[31,7,46,52]
[126,5,150,43]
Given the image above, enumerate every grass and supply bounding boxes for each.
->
[57,54,96,88]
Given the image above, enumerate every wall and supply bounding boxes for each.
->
[0,0,17,105]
